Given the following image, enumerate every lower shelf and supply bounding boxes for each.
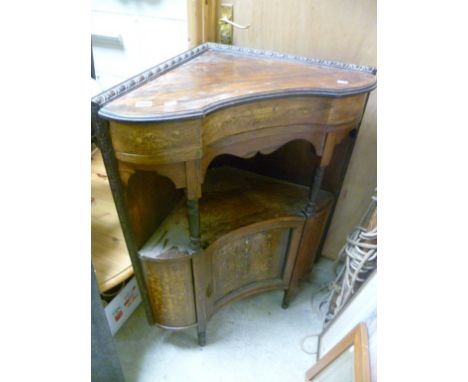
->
[138,166,334,332]
[139,166,332,259]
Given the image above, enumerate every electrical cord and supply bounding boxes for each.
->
[326,192,377,325]
[300,192,377,356]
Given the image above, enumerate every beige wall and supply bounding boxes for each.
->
[221,0,377,259]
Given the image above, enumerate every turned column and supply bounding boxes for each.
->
[282,132,338,308]
[302,166,326,218]
[184,160,207,346]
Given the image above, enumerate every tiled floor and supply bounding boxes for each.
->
[114,258,336,382]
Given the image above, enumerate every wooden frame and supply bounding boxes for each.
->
[187,0,217,48]
[305,323,370,382]
[187,0,203,48]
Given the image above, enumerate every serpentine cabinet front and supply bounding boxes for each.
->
[92,43,376,346]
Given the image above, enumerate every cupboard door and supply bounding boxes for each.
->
[211,227,289,301]
[201,218,304,317]
[141,257,197,329]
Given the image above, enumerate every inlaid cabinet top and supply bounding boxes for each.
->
[94,43,376,122]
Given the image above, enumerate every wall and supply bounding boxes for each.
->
[222,0,377,259]
[91,0,188,88]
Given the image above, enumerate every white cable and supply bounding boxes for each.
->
[300,192,377,354]
[324,193,377,325]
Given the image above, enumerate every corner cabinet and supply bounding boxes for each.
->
[91,43,376,346]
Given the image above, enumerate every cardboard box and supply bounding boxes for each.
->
[104,277,142,336]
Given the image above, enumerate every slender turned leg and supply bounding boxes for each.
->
[302,166,326,218]
[197,329,206,346]
[283,166,327,308]
[187,198,206,346]
[187,199,201,250]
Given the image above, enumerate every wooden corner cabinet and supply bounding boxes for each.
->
[92,43,376,346]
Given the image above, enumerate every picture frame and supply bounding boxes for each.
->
[305,323,371,382]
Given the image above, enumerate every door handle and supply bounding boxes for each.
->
[219,16,250,29]
[219,4,249,45]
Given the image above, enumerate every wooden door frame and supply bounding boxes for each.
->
[187,0,218,47]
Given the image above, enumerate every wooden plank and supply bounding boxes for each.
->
[187,0,203,48]
[224,0,376,67]
[91,148,133,292]
[202,0,217,42]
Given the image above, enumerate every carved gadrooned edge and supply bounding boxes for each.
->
[92,43,377,109]
[91,44,211,107]
[205,43,377,75]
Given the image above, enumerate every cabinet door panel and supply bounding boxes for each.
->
[141,257,197,329]
[201,218,304,317]
[211,227,290,302]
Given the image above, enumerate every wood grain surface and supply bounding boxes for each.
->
[142,256,197,328]
[210,227,290,300]
[91,148,133,292]
[201,217,305,317]
[139,167,333,260]
[285,206,331,302]
[125,170,182,249]
[99,48,376,121]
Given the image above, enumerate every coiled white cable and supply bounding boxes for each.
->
[300,192,377,355]
[326,192,377,325]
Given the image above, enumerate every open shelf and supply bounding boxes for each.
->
[139,166,333,260]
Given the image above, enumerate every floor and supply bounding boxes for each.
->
[114,258,336,382]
